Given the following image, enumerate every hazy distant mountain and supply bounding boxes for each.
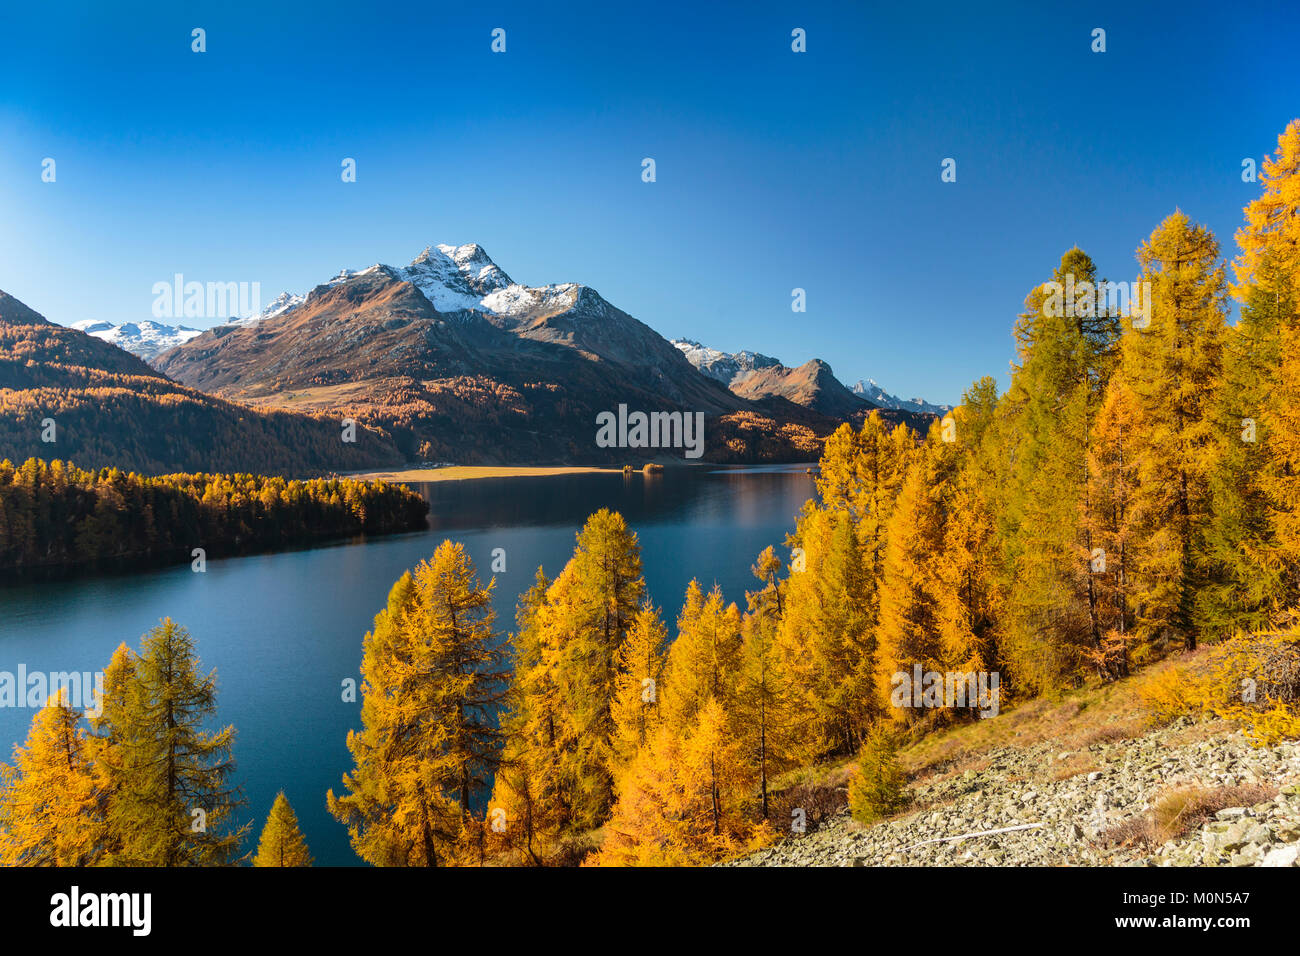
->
[70,319,203,360]
[670,338,947,420]
[65,293,309,359]
[850,379,952,416]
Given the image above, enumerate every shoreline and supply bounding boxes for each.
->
[352,462,820,483]
[353,465,629,483]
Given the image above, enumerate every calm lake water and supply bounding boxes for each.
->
[0,464,814,865]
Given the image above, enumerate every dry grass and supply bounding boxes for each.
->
[1162,720,1227,748]
[1064,717,1146,750]
[1050,752,1101,782]
[899,649,1221,781]
[1096,783,1280,850]
[349,465,626,482]
[912,754,992,788]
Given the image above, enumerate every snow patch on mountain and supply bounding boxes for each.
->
[671,339,781,386]
[673,338,948,415]
[400,243,590,319]
[70,319,203,360]
[230,291,306,327]
[480,283,582,315]
[207,245,607,334]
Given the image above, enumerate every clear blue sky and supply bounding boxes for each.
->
[1,0,1296,404]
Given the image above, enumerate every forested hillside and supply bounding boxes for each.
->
[0,458,429,572]
[0,291,405,475]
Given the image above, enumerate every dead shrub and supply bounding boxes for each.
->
[1095,783,1279,850]
[771,779,846,835]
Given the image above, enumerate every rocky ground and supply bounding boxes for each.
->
[727,717,1300,867]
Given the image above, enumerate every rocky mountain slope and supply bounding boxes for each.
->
[0,290,402,474]
[729,358,871,420]
[672,338,949,420]
[671,339,783,386]
[729,716,1299,867]
[673,338,870,418]
[154,244,862,464]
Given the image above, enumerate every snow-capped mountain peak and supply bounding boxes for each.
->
[435,243,513,288]
[851,379,952,416]
[70,318,203,360]
[671,339,781,386]
[402,243,516,312]
[230,290,307,327]
[71,319,114,335]
[216,244,590,328]
[260,290,306,318]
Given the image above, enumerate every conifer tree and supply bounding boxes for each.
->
[542,509,647,829]
[1121,211,1227,652]
[661,581,743,736]
[253,791,312,867]
[328,541,505,866]
[0,691,104,866]
[595,698,760,866]
[610,604,666,772]
[678,696,752,844]
[88,642,137,861]
[875,439,950,723]
[1199,257,1291,635]
[1086,376,1142,677]
[1000,249,1120,693]
[848,725,908,824]
[1195,123,1300,636]
[99,619,247,866]
[779,506,875,753]
[931,386,1004,684]
[490,566,567,864]
[815,413,914,588]
[735,549,806,819]
[1240,122,1300,607]
[590,726,689,866]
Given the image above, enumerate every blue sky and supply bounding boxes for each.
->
[1,0,1297,404]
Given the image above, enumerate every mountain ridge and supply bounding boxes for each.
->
[70,318,203,360]
[155,243,882,464]
[0,289,404,474]
[672,337,948,418]
[4,244,934,473]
